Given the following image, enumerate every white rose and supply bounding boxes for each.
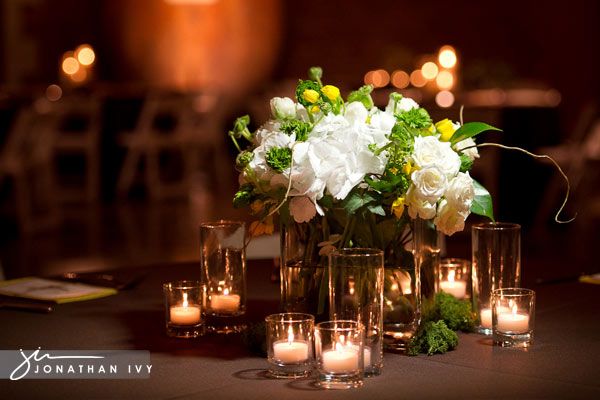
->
[434,199,468,236]
[344,101,369,125]
[454,137,480,161]
[385,96,419,114]
[411,166,447,203]
[406,186,437,220]
[412,136,460,177]
[270,97,296,120]
[289,196,317,223]
[445,172,474,213]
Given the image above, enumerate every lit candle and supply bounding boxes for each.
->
[439,270,467,299]
[480,306,509,329]
[273,325,309,363]
[211,288,240,313]
[170,293,201,325]
[497,304,529,334]
[322,335,360,373]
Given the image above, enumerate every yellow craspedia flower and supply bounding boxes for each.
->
[435,118,456,141]
[402,162,413,176]
[391,197,405,219]
[321,85,340,101]
[389,167,399,175]
[302,89,320,104]
[310,105,320,114]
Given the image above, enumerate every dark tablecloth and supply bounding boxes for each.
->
[1,260,599,399]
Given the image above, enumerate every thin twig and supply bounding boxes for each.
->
[469,143,576,224]
[459,105,465,126]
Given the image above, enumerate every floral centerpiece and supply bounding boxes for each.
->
[229,66,498,250]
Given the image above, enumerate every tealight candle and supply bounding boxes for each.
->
[170,293,201,325]
[273,326,309,363]
[211,288,241,313]
[322,336,360,373]
[481,306,509,329]
[497,305,529,334]
[439,270,467,299]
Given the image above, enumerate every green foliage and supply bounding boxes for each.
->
[471,179,495,222]
[295,79,321,107]
[235,150,254,170]
[459,153,474,172]
[407,320,458,356]
[396,108,432,129]
[389,123,415,153]
[308,66,323,84]
[266,147,292,172]
[347,85,374,109]
[233,184,255,208]
[343,191,377,215]
[241,321,267,357]
[280,119,312,142]
[228,115,253,152]
[449,122,501,144]
[429,292,476,332]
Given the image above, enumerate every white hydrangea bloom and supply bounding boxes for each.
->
[385,96,419,115]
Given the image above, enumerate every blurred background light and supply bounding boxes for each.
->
[436,70,454,90]
[75,44,96,66]
[61,54,80,75]
[409,69,427,87]
[421,61,439,80]
[45,84,62,101]
[438,45,457,69]
[391,70,410,89]
[435,90,455,108]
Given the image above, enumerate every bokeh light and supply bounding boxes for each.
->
[391,70,410,89]
[371,69,390,88]
[421,62,439,80]
[75,44,95,66]
[438,45,457,69]
[62,54,80,75]
[436,70,454,90]
[70,67,88,83]
[409,70,427,87]
[435,91,455,108]
[45,84,62,101]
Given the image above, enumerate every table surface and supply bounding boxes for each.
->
[1,260,599,399]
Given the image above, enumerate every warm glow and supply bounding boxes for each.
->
[369,69,390,88]
[76,44,96,66]
[45,84,62,102]
[70,67,88,83]
[438,46,457,68]
[421,62,439,80]
[409,70,427,87]
[62,56,80,75]
[287,325,294,344]
[223,288,230,296]
[436,70,454,90]
[391,70,410,89]
[364,71,374,85]
[182,292,189,307]
[435,91,455,108]
[448,270,456,283]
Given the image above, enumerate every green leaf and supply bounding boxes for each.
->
[449,122,501,144]
[471,180,495,222]
[367,204,386,216]
[343,191,376,215]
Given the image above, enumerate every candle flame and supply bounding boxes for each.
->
[448,270,456,282]
[223,288,229,296]
[287,325,294,345]
[511,304,518,315]
[182,292,188,308]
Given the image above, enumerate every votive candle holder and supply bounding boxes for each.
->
[163,281,204,338]
[438,258,471,300]
[492,288,535,348]
[265,313,315,378]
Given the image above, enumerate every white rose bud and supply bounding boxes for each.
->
[270,97,296,120]
[411,166,447,203]
[406,186,437,220]
[434,199,468,236]
[445,172,475,214]
[454,137,480,161]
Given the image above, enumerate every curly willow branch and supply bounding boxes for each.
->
[473,143,576,224]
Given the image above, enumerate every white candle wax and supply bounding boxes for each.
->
[497,311,529,334]
[211,292,240,313]
[170,305,201,325]
[439,280,467,299]
[322,347,359,373]
[480,306,509,329]
[273,340,309,363]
